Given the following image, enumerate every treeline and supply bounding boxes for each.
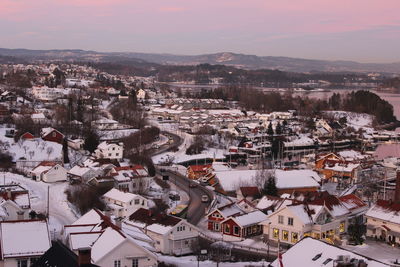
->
[189,87,396,123]
[329,91,396,123]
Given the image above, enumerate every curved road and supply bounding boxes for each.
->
[157,168,213,225]
[151,130,213,225]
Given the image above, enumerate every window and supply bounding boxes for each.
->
[282,230,289,241]
[234,226,240,235]
[116,153,119,156]
[291,232,298,243]
[132,259,139,267]
[108,153,112,157]
[135,199,140,205]
[225,224,230,233]
[114,260,121,267]
[273,228,279,239]
[288,217,294,226]
[18,260,28,267]
[52,132,56,137]
[339,222,345,233]
[278,215,284,224]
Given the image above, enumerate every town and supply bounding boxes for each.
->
[0,58,399,267]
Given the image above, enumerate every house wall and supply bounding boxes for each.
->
[42,165,67,183]
[207,211,225,231]
[267,208,306,245]
[366,216,400,244]
[96,144,123,160]
[94,240,157,267]
[2,256,41,267]
[42,131,63,144]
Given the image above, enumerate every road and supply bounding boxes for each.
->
[151,130,213,225]
[158,168,213,225]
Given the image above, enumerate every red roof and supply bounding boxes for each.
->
[240,187,261,198]
[188,164,211,172]
[339,194,366,210]
[376,199,400,212]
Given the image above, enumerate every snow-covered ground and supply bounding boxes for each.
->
[324,110,373,131]
[342,240,400,265]
[97,128,138,141]
[4,172,77,239]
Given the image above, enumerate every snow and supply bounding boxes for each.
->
[231,210,268,227]
[98,128,138,141]
[8,138,62,162]
[158,254,269,267]
[274,169,321,189]
[147,223,173,235]
[73,209,102,225]
[91,227,125,263]
[103,188,139,203]
[3,172,77,238]
[366,204,400,225]
[270,237,387,267]
[0,220,51,258]
[324,163,360,172]
[324,110,373,131]
[70,232,101,250]
[287,205,313,225]
[214,170,258,192]
[343,240,400,265]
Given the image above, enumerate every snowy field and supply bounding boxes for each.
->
[4,172,77,238]
[324,110,373,131]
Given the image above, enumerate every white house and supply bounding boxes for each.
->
[95,141,124,160]
[0,184,31,221]
[111,166,152,194]
[137,88,146,101]
[30,161,67,182]
[102,188,149,218]
[0,220,51,267]
[365,199,400,245]
[63,208,157,267]
[127,208,199,256]
[265,193,367,246]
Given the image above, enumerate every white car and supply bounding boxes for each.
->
[201,195,209,203]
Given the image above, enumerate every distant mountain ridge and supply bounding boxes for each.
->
[1,48,400,73]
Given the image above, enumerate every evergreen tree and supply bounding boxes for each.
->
[275,122,282,135]
[264,176,278,196]
[348,221,366,245]
[83,131,100,153]
[63,138,70,164]
[267,122,274,136]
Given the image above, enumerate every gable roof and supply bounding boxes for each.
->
[270,237,388,267]
[0,219,51,259]
[239,186,261,198]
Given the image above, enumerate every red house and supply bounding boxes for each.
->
[20,132,35,140]
[206,203,244,232]
[41,127,64,144]
[220,210,268,238]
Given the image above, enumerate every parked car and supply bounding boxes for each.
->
[201,195,209,203]
[189,182,197,188]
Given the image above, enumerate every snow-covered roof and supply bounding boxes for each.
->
[229,210,268,227]
[214,170,258,192]
[69,232,102,251]
[270,237,386,267]
[72,209,103,226]
[91,227,125,263]
[324,163,360,172]
[103,188,142,203]
[147,223,173,235]
[286,205,313,225]
[365,200,400,225]
[0,220,51,258]
[274,169,321,189]
[68,165,91,177]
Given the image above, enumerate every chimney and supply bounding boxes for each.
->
[395,171,400,204]
[78,248,91,266]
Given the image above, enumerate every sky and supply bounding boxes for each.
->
[1,0,400,63]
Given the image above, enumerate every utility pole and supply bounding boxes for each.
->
[47,185,50,218]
